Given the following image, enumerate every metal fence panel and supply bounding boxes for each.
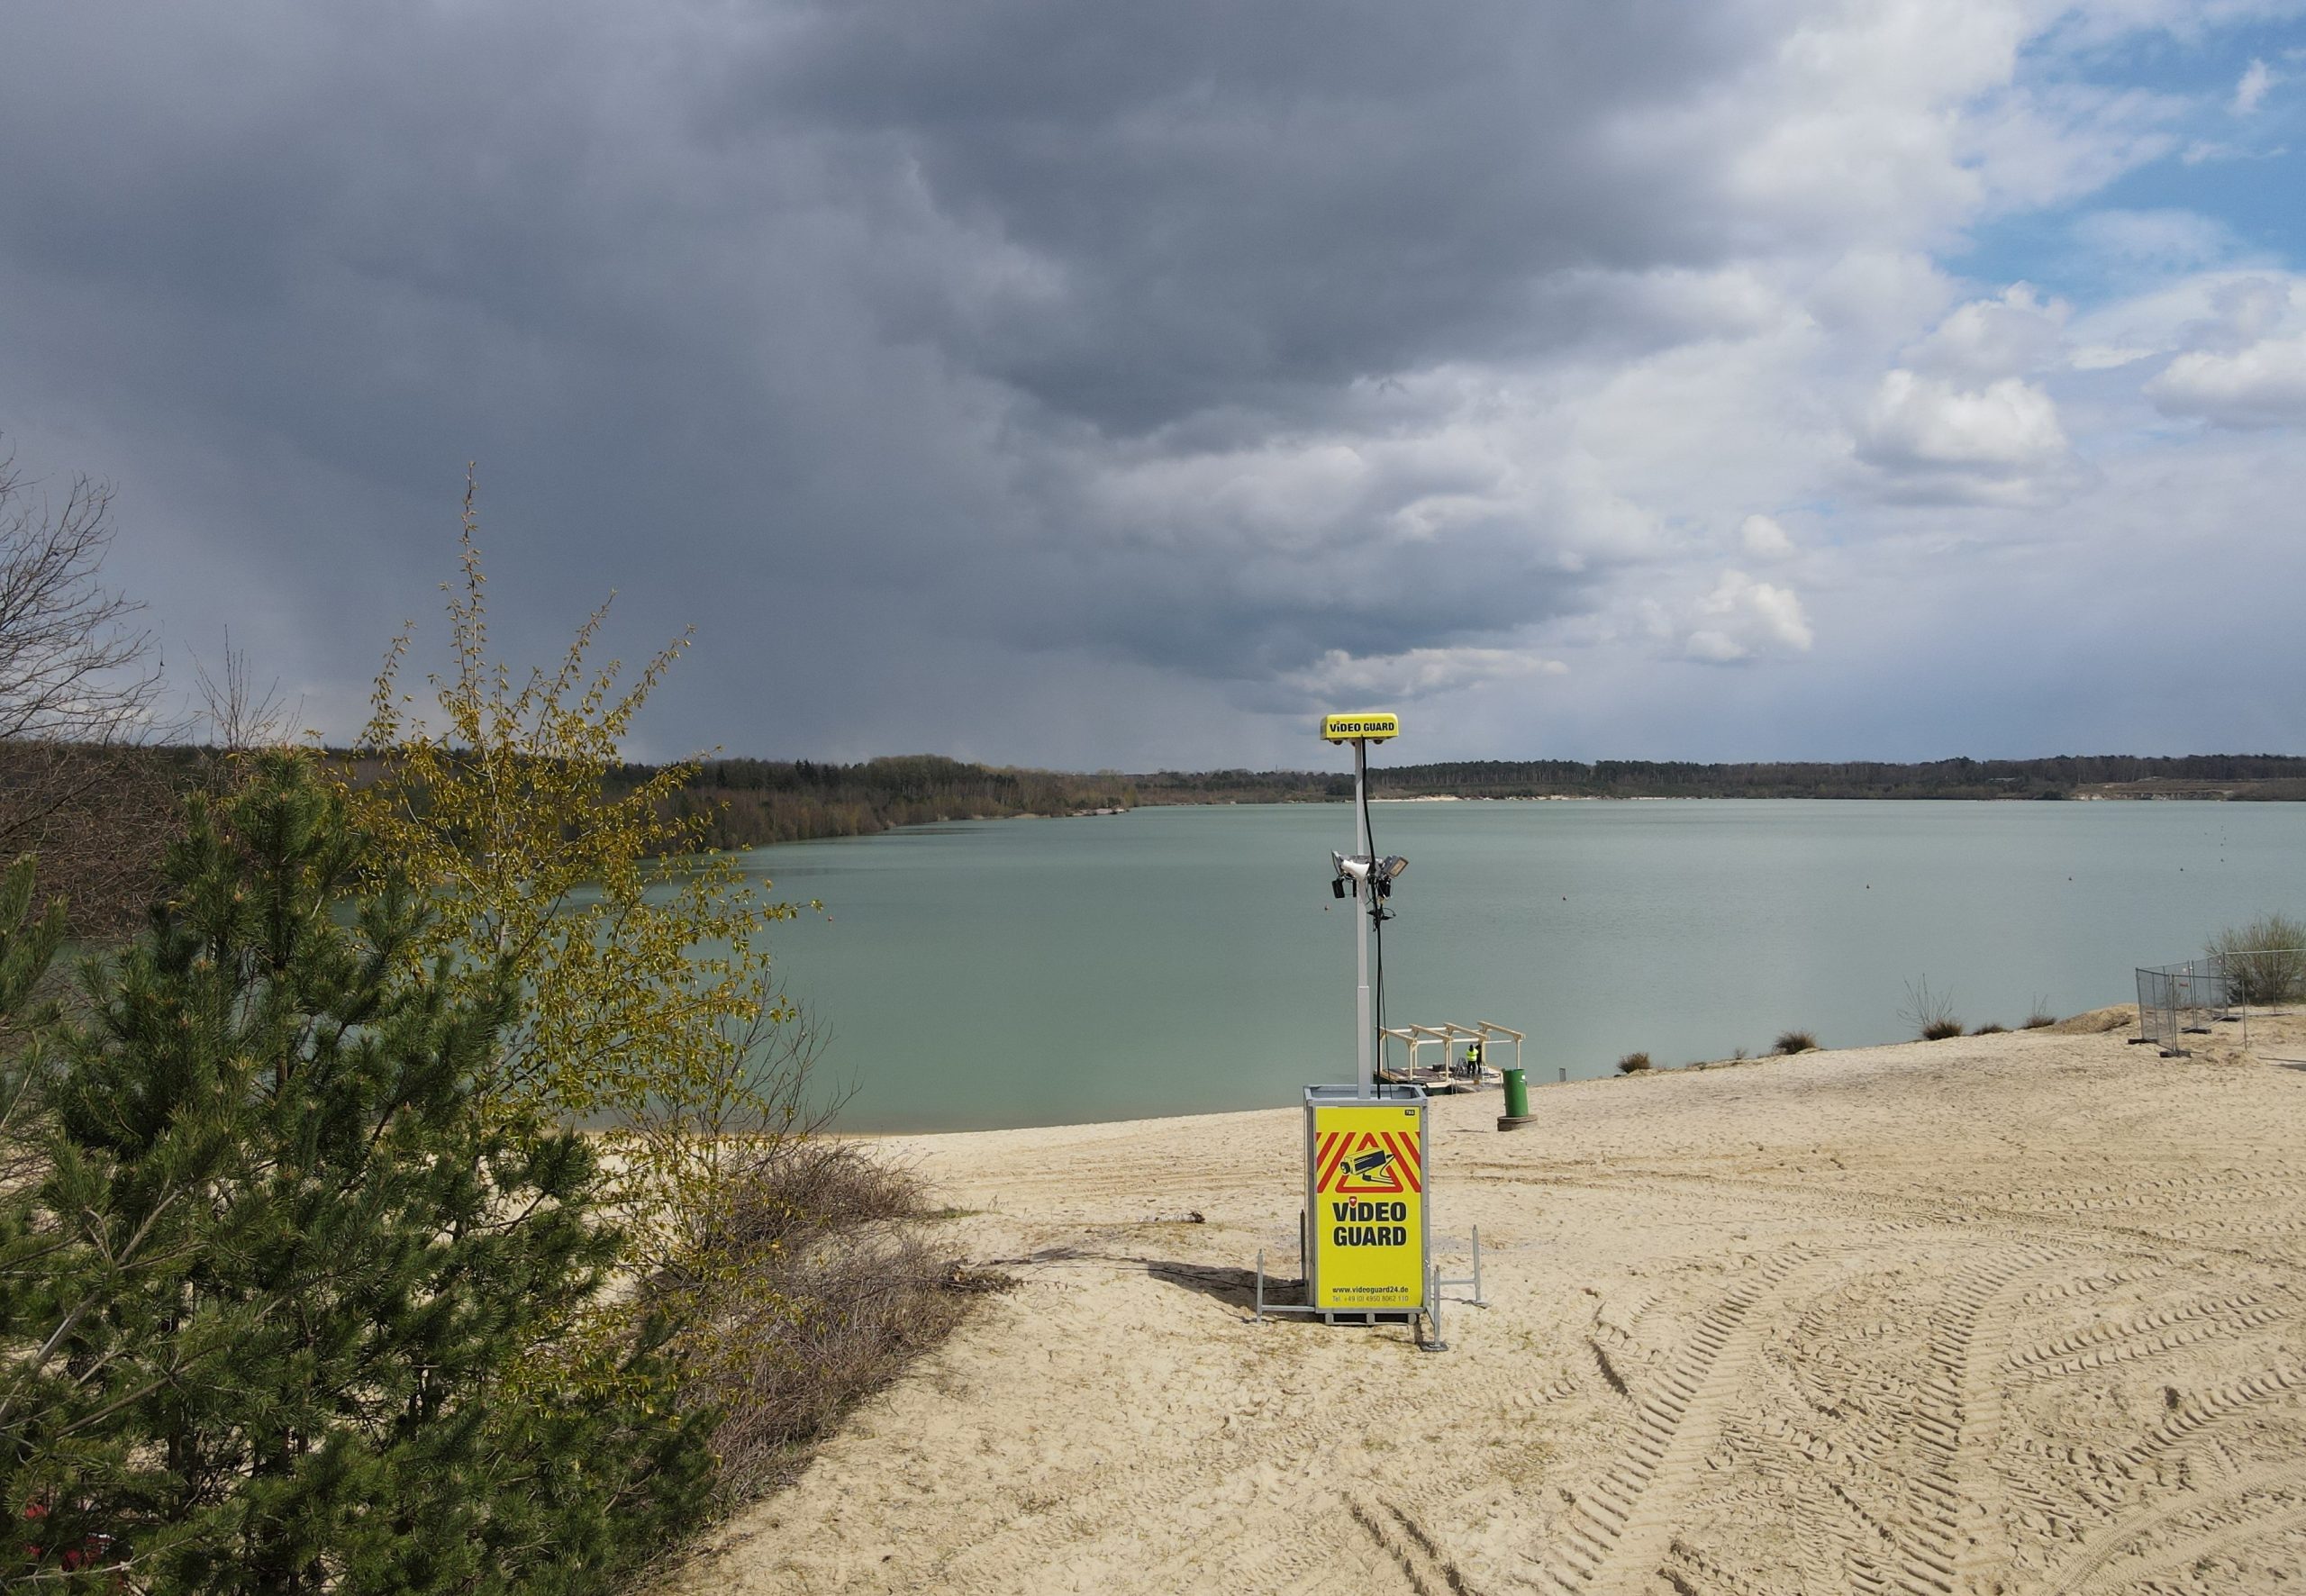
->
[2134,959,2233,1056]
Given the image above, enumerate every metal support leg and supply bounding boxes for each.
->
[1435,1228,1487,1308]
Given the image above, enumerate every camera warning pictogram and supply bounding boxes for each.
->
[1314,1127,1423,1196]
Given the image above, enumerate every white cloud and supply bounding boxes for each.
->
[1739,513,1797,561]
[2232,58,2277,114]
[2065,271,2303,358]
[1283,646,1566,703]
[2177,137,2292,164]
[2056,268,2306,426]
[1855,369,2072,501]
[2196,276,2296,347]
[2147,337,2306,426]
[2070,343,2155,369]
[1674,570,1814,665]
[2072,207,2236,270]
[1956,81,2184,215]
[2099,273,2306,427]
[1902,283,2068,380]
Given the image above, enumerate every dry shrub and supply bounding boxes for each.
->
[2210,913,2306,1006]
[1616,1051,1652,1075]
[709,1139,927,1256]
[665,1140,1003,1509]
[1902,977,1962,1041]
[1773,1029,1818,1055]
[1972,1022,2007,1036]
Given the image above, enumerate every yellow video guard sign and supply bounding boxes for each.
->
[1309,1102,1425,1310]
[1320,711,1400,742]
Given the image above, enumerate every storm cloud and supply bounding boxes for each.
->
[2,1,2304,766]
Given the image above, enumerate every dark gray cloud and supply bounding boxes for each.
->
[1,2,2301,768]
[738,0,1775,430]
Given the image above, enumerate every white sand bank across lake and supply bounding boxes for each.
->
[681,1015,2306,1594]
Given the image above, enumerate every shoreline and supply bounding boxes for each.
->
[698,784,2301,863]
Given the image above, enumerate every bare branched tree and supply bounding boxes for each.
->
[194,628,295,754]
[0,452,180,934]
[0,458,160,743]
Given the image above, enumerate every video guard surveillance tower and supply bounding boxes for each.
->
[1321,711,1405,1096]
[1255,711,1482,1346]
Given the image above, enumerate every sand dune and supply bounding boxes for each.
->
[683,1016,2306,1594]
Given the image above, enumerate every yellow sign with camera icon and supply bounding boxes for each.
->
[1309,1102,1426,1310]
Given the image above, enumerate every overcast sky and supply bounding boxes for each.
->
[4,2,2304,770]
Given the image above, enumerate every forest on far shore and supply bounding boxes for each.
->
[603,750,2306,850]
[45,748,2306,890]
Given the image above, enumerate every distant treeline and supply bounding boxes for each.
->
[632,756,1143,848]
[1353,753,2306,803]
[52,748,2306,876]
[615,750,2306,852]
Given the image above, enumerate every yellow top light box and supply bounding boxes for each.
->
[1320,712,1401,744]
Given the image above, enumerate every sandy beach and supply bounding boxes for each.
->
[681,1012,2306,1595]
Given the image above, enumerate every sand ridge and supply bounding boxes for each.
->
[682,1021,2306,1594]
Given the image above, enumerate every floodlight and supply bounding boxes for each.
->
[1332,851,1409,898]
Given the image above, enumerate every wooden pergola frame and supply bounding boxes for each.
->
[1377,1020,1524,1082]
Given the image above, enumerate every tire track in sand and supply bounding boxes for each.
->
[2037,1460,2306,1594]
[1890,1245,2068,1596]
[1503,1167,2306,1281]
[2102,1362,2306,1500]
[1521,1247,1820,1595]
[2056,1497,2306,1591]
[1347,1493,1487,1596]
[2002,1292,2292,1388]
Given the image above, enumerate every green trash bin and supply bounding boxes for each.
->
[1499,1067,1531,1129]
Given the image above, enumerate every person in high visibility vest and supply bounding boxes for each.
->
[1464,1038,1483,1076]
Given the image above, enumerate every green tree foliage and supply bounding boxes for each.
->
[350,491,1004,1525]
[0,851,68,1273]
[0,753,711,1591]
[347,485,886,1310]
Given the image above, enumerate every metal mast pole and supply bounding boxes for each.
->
[1354,738,1373,1096]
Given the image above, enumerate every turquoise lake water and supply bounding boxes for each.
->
[736,801,2306,1132]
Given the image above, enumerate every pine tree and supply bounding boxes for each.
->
[2,753,712,1591]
